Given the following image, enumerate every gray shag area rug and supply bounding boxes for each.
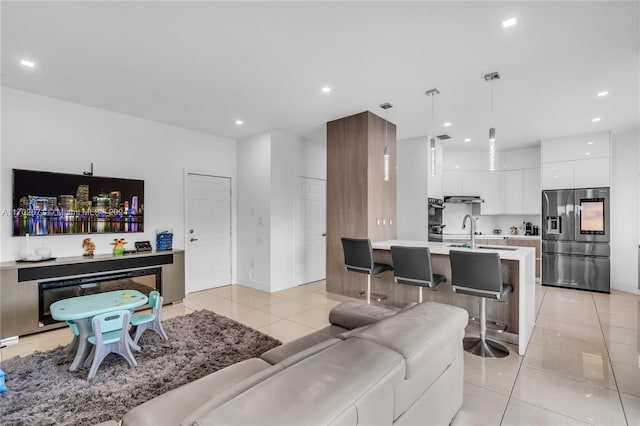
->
[0,309,282,425]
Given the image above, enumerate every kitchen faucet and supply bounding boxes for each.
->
[462,214,476,250]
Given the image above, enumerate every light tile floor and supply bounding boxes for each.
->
[1,281,638,425]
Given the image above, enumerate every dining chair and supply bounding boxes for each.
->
[86,310,137,379]
[130,291,168,346]
[341,237,393,304]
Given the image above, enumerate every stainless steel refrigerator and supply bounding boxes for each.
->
[542,188,610,293]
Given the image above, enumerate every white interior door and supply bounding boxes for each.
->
[186,174,231,293]
[295,177,326,284]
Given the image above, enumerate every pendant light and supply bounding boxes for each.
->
[380,103,393,182]
[484,72,500,171]
[425,88,440,177]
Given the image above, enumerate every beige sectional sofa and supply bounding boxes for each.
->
[122,301,468,426]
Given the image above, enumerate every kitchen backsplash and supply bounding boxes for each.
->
[443,203,540,236]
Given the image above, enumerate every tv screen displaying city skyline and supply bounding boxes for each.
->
[12,169,144,236]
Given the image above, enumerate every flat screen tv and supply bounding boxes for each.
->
[12,169,144,236]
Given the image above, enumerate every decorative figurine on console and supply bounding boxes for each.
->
[82,238,95,256]
[111,238,127,255]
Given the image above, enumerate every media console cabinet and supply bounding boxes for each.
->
[0,250,185,340]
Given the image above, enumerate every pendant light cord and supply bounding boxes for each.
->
[431,96,435,135]
[491,80,495,126]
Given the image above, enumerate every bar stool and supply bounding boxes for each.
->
[449,250,512,358]
[341,237,393,304]
[390,246,446,303]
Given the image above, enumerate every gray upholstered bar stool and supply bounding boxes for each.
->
[390,246,446,303]
[341,237,393,304]
[449,250,513,358]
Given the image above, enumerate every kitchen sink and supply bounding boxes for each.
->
[446,243,519,251]
[477,245,519,251]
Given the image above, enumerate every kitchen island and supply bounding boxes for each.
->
[370,240,536,355]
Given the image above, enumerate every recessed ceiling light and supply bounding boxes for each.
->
[454,165,460,169]
[592,117,601,122]
[554,175,560,179]
[464,138,471,143]
[587,141,594,145]
[552,166,558,170]
[502,17,517,28]
[20,59,35,68]
[444,122,452,127]
[597,91,609,97]
[235,120,243,125]
[321,86,331,93]
[585,152,591,156]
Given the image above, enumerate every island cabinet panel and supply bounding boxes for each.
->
[507,238,541,278]
[326,111,397,298]
[373,250,520,335]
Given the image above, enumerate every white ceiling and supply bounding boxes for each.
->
[2,1,639,150]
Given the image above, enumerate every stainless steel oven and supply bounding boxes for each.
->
[428,198,445,242]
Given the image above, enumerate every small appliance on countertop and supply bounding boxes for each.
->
[524,222,533,235]
[134,241,153,252]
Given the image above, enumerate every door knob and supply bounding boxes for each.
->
[190,238,199,242]
[322,233,327,237]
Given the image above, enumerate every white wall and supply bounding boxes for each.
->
[236,132,272,291]
[396,136,429,240]
[236,130,326,292]
[1,89,237,274]
[270,131,297,291]
[610,128,640,294]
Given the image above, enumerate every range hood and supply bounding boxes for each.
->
[444,196,484,204]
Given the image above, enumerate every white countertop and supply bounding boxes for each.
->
[372,239,535,261]
[442,234,541,241]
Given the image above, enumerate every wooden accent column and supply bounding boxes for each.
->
[326,111,397,297]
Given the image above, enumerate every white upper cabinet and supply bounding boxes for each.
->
[443,170,463,195]
[482,170,506,215]
[505,148,540,170]
[541,132,610,163]
[443,147,539,215]
[574,157,610,188]
[542,161,574,190]
[541,131,610,189]
[505,169,524,214]
[523,168,541,214]
[443,150,505,171]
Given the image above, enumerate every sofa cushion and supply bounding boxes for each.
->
[260,325,346,365]
[191,338,405,425]
[351,302,468,378]
[329,300,399,330]
[122,358,273,426]
[181,337,342,425]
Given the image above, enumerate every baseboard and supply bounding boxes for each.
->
[0,336,19,348]
[611,281,640,296]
